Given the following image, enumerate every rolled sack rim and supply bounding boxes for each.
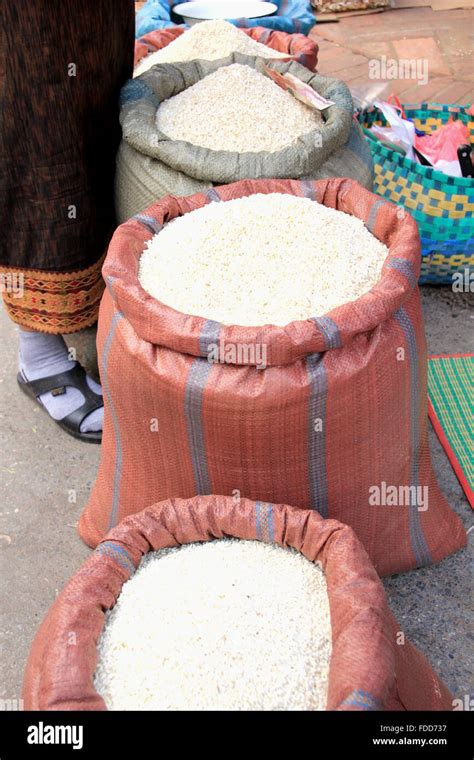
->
[102,176,421,367]
[22,496,401,712]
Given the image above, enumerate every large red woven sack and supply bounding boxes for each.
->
[134,26,318,71]
[78,177,466,575]
[25,497,453,711]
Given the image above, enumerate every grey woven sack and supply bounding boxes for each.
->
[115,53,373,222]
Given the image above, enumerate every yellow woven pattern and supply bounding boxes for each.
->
[373,166,474,216]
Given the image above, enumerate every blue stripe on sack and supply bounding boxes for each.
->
[313,316,342,349]
[366,199,386,234]
[388,257,417,289]
[306,353,328,517]
[339,690,381,711]
[96,541,136,576]
[266,504,275,543]
[199,319,222,359]
[133,214,162,235]
[300,179,316,200]
[185,358,213,494]
[258,28,272,43]
[394,307,432,567]
[255,500,262,540]
[106,275,116,296]
[206,188,221,203]
[119,78,153,106]
[255,502,275,543]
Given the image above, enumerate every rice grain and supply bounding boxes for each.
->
[155,63,322,153]
[138,193,389,326]
[134,20,288,76]
[94,539,332,711]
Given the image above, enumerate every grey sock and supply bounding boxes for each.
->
[18,330,103,434]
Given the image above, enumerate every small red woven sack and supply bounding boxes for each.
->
[134,26,318,71]
[24,497,453,711]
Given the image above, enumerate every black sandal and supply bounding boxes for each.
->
[17,363,103,444]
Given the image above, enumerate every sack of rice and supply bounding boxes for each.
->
[115,55,372,222]
[24,497,454,711]
[134,21,319,76]
[78,177,466,576]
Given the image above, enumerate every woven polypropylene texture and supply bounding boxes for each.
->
[428,354,474,508]
[358,103,474,284]
[25,496,454,711]
[115,55,372,222]
[79,177,466,576]
[134,26,319,71]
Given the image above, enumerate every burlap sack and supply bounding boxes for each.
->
[115,54,373,222]
[78,177,466,576]
[134,26,319,71]
[25,497,454,711]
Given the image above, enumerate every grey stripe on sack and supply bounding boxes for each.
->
[388,257,417,289]
[366,199,386,234]
[185,358,213,494]
[199,319,222,358]
[255,501,275,543]
[306,353,329,517]
[394,306,432,567]
[313,315,342,349]
[101,310,125,531]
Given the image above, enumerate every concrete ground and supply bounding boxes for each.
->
[0,286,472,705]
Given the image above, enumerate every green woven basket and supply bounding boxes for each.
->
[358,103,474,284]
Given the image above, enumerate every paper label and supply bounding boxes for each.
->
[263,66,335,111]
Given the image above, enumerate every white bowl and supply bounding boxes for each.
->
[174,1,278,25]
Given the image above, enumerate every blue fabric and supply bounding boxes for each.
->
[136,0,316,37]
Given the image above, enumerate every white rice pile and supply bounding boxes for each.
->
[134,20,288,76]
[138,193,389,326]
[155,63,321,153]
[94,539,332,711]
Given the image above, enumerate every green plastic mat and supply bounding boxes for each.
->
[428,354,473,508]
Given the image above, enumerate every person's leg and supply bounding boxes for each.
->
[0,0,134,438]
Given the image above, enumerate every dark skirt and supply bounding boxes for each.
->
[0,0,134,332]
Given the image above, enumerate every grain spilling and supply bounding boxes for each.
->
[155,63,322,153]
[94,539,332,711]
[134,20,288,76]
[138,193,389,325]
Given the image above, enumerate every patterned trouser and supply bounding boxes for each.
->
[0,0,134,332]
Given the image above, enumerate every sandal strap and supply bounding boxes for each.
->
[25,364,97,399]
[25,364,103,430]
